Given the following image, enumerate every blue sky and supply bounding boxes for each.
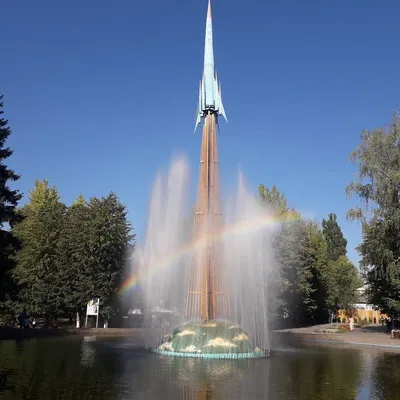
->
[2,0,400,265]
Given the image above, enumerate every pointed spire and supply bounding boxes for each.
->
[204,0,214,69]
[194,0,227,133]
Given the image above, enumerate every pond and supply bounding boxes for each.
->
[0,336,400,399]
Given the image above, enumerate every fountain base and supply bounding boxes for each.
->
[151,320,269,359]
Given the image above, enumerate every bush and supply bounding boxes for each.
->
[358,318,369,326]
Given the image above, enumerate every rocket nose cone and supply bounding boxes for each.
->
[207,0,212,20]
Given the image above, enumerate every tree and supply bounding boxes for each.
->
[322,213,347,261]
[303,220,331,324]
[259,184,322,326]
[321,212,360,314]
[84,193,134,319]
[56,193,134,321]
[330,256,362,312]
[55,194,92,319]
[0,93,22,316]
[275,220,315,326]
[258,184,289,215]
[13,180,66,317]
[12,184,134,322]
[258,184,359,326]
[346,112,400,317]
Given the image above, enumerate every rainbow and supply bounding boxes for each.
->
[118,211,300,295]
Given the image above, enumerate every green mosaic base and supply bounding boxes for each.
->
[151,320,269,359]
[151,348,268,359]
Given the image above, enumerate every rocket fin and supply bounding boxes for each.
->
[214,71,219,110]
[218,82,228,122]
[194,113,202,134]
[194,80,203,133]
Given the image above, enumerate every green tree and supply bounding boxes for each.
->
[258,184,289,215]
[346,112,400,317]
[86,193,134,319]
[330,256,362,311]
[322,213,347,261]
[57,193,134,321]
[55,194,91,319]
[275,220,315,326]
[258,184,358,326]
[321,212,360,314]
[258,185,321,326]
[0,93,22,317]
[13,180,66,317]
[302,220,331,324]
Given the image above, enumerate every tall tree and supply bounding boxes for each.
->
[85,193,134,318]
[330,256,362,312]
[56,193,135,320]
[0,93,22,314]
[13,180,66,317]
[322,213,360,313]
[258,185,319,326]
[258,184,358,326]
[258,184,289,215]
[275,220,315,326]
[346,112,400,317]
[56,194,91,318]
[303,220,331,324]
[61,193,133,319]
[322,213,347,261]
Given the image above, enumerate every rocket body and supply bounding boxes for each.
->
[194,0,227,132]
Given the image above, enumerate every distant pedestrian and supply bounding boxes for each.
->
[349,316,354,332]
[386,317,391,332]
[18,310,28,329]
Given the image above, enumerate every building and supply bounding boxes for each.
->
[337,284,386,323]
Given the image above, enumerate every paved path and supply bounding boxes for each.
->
[275,323,400,350]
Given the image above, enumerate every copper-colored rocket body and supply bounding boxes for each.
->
[185,114,230,321]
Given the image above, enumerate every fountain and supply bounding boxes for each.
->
[123,1,276,358]
[129,153,276,359]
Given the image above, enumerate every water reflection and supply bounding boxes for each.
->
[80,336,97,367]
[369,351,400,399]
[0,337,400,399]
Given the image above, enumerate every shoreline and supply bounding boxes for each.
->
[0,327,161,341]
[274,324,400,351]
[2,324,400,352]
[276,332,400,351]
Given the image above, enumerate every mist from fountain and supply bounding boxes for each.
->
[223,173,276,353]
[135,155,190,330]
[133,155,277,355]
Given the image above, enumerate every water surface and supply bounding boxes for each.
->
[1,336,399,399]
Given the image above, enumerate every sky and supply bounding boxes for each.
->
[2,0,400,266]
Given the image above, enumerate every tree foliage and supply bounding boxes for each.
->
[322,213,347,261]
[347,113,400,317]
[330,256,362,311]
[13,180,66,316]
[258,184,289,215]
[260,184,359,326]
[12,180,134,320]
[0,93,22,315]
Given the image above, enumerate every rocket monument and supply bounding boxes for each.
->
[153,1,269,358]
[185,0,230,322]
